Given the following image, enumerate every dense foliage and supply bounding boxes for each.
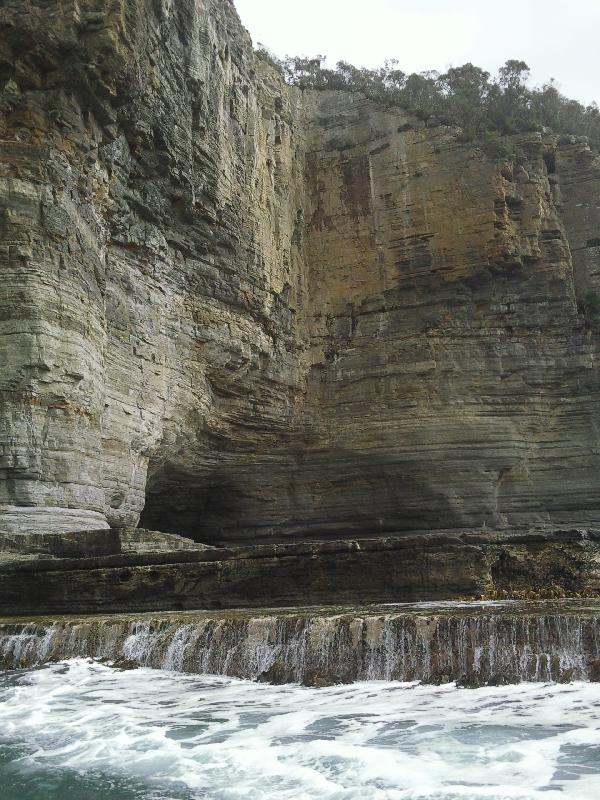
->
[256,50,600,153]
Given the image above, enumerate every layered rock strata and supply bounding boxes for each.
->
[1,0,308,536]
[1,0,600,546]
[0,529,599,615]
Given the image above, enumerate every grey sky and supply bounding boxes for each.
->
[234,0,599,106]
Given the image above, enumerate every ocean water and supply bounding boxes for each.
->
[0,660,600,799]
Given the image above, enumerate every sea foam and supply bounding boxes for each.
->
[1,659,600,799]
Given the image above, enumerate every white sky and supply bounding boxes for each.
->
[234,0,599,106]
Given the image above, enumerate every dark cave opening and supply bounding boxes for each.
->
[138,469,247,546]
[136,453,475,547]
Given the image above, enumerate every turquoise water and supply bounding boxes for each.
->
[1,659,600,799]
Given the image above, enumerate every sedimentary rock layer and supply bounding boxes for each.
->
[1,0,600,542]
[0,529,599,615]
[0,0,308,536]
[296,95,600,539]
[2,600,599,686]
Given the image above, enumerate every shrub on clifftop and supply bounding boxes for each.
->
[256,48,600,153]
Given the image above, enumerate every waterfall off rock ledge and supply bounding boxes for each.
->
[2,601,599,687]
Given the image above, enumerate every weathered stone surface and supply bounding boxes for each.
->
[287,94,600,539]
[1,530,599,615]
[0,0,308,536]
[0,526,208,560]
[118,527,214,554]
[0,528,119,560]
[1,0,600,546]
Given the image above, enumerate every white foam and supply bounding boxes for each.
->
[1,660,600,799]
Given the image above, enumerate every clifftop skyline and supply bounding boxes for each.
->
[235,0,600,106]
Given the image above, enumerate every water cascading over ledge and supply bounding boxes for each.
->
[2,601,599,686]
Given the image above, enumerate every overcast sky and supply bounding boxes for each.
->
[234,0,599,106]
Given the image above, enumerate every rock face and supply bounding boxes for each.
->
[0,0,308,536]
[296,94,600,539]
[1,0,600,544]
[1,529,600,615]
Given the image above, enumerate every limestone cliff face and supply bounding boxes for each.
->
[0,0,308,535]
[1,0,600,542]
[298,93,600,537]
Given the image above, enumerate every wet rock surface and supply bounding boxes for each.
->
[1,599,599,686]
[0,528,599,615]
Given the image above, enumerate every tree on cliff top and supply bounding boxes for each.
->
[255,48,600,153]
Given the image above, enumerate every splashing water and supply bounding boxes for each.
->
[1,659,600,799]
[2,602,599,685]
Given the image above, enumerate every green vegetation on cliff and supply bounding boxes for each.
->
[257,51,600,152]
